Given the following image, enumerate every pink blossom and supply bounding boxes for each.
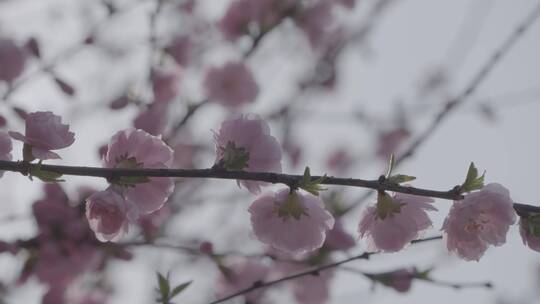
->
[277,261,334,304]
[326,148,353,174]
[133,103,168,136]
[9,111,75,160]
[0,132,12,177]
[219,0,295,41]
[378,268,414,293]
[33,184,89,242]
[335,0,356,8]
[219,0,258,40]
[215,258,269,302]
[138,204,171,240]
[86,189,130,242]
[204,62,259,108]
[358,192,436,252]
[214,115,282,194]
[0,38,26,82]
[442,183,516,261]
[164,35,192,67]
[324,219,356,251]
[152,68,180,104]
[295,2,335,48]
[249,189,335,254]
[104,128,174,215]
[519,217,540,252]
[376,128,410,160]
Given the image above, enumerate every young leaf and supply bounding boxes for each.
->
[156,272,170,300]
[385,154,396,177]
[221,141,250,171]
[460,162,485,193]
[170,281,192,298]
[28,162,64,182]
[299,167,327,196]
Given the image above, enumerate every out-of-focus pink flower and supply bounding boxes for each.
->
[378,268,414,293]
[376,128,410,160]
[104,128,174,215]
[219,0,296,41]
[249,189,335,254]
[138,204,171,241]
[86,189,130,242]
[324,219,356,251]
[214,115,281,194]
[215,258,269,302]
[219,0,258,41]
[519,217,540,252]
[133,103,168,136]
[277,261,334,304]
[0,132,12,177]
[204,62,259,108]
[152,68,180,104]
[295,2,335,48]
[33,184,90,242]
[358,192,436,252]
[43,287,65,304]
[326,148,353,174]
[34,242,97,288]
[9,111,75,160]
[442,183,516,261]
[335,0,356,8]
[164,35,192,67]
[0,38,26,82]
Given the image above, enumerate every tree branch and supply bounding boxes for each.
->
[1,160,539,214]
[207,235,443,304]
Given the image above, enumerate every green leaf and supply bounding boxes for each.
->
[299,167,327,196]
[376,191,403,220]
[386,174,416,184]
[277,192,308,220]
[170,281,192,298]
[156,272,170,299]
[385,154,396,178]
[28,162,64,182]
[115,175,150,186]
[460,162,485,193]
[221,141,250,171]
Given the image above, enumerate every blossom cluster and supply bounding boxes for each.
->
[1,108,538,303]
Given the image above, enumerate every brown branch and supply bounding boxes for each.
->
[1,160,540,215]
[0,160,463,201]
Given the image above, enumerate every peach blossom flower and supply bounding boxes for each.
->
[249,189,334,254]
[9,111,75,160]
[442,183,516,261]
[358,193,436,252]
[204,62,259,108]
[214,115,281,194]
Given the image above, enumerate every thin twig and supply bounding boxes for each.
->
[207,235,442,304]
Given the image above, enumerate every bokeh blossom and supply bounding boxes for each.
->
[215,258,269,302]
[0,38,26,82]
[204,62,259,108]
[442,183,516,261]
[249,189,334,254]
